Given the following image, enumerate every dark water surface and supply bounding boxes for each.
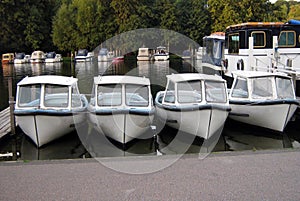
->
[0,60,299,161]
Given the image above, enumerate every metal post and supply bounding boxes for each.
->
[8,77,16,135]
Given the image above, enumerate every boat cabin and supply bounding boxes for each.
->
[202,32,225,70]
[224,20,300,74]
[158,73,228,106]
[16,76,83,110]
[2,53,15,64]
[229,71,296,101]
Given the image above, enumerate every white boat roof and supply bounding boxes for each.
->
[94,75,150,85]
[167,73,225,82]
[232,71,290,78]
[17,75,78,86]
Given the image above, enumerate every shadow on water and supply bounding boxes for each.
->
[0,60,300,161]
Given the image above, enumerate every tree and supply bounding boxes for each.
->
[288,4,300,20]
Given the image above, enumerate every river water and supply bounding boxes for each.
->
[0,59,299,161]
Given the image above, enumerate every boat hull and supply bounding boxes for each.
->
[154,55,169,61]
[229,102,298,132]
[98,55,112,62]
[89,112,154,144]
[155,105,229,139]
[15,112,85,147]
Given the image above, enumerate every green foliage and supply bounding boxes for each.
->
[1,0,300,54]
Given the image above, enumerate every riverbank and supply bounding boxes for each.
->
[0,149,299,200]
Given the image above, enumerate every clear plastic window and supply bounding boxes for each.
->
[232,77,248,98]
[71,85,82,108]
[177,80,202,103]
[276,77,294,99]
[44,85,69,107]
[18,84,41,107]
[97,84,122,106]
[205,81,227,103]
[164,81,175,103]
[252,77,273,99]
[125,84,149,106]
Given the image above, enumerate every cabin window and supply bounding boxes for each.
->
[228,33,239,54]
[205,81,227,103]
[231,77,248,98]
[44,85,69,107]
[71,85,82,108]
[177,80,202,103]
[164,81,175,103]
[251,31,266,48]
[275,77,294,99]
[125,84,149,106]
[97,84,122,106]
[18,84,41,107]
[251,77,273,99]
[278,31,296,47]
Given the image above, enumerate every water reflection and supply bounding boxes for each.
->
[0,60,299,161]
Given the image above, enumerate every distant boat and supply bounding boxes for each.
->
[14,53,30,64]
[137,47,151,61]
[2,53,14,64]
[30,50,46,63]
[153,46,169,61]
[228,71,300,132]
[45,52,63,63]
[88,75,155,144]
[14,75,88,147]
[155,73,230,139]
[75,49,94,62]
[98,48,114,62]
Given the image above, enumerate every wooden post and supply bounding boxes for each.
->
[8,77,16,135]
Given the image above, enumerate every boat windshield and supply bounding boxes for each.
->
[251,77,273,99]
[177,81,202,103]
[275,77,294,99]
[126,84,149,106]
[44,85,69,108]
[77,49,88,56]
[18,84,41,107]
[231,77,248,98]
[99,49,108,55]
[205,81,227,103]
[15,53,25,59]
[97,84,122,106]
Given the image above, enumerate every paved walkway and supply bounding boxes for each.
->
[0,149,300,201]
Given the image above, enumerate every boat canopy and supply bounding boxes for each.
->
[15,53,25,59]
[17,75,78,86]
[231,71,290,79]
[94,75,150,86]
[166,73,225,83]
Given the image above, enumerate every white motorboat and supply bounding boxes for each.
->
[14,75,88,147]
[14,53,30,64]
[153,46,169,61]
[75,49,94,62]
[155,73,230,139]
[137,47,151,61]
[88,75,155,144]
[45,52,63,63]
[228,71,300,132]
[30,50,46,63]
[98,48,114,62]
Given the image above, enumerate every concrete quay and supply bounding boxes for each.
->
[0,149,299,201]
